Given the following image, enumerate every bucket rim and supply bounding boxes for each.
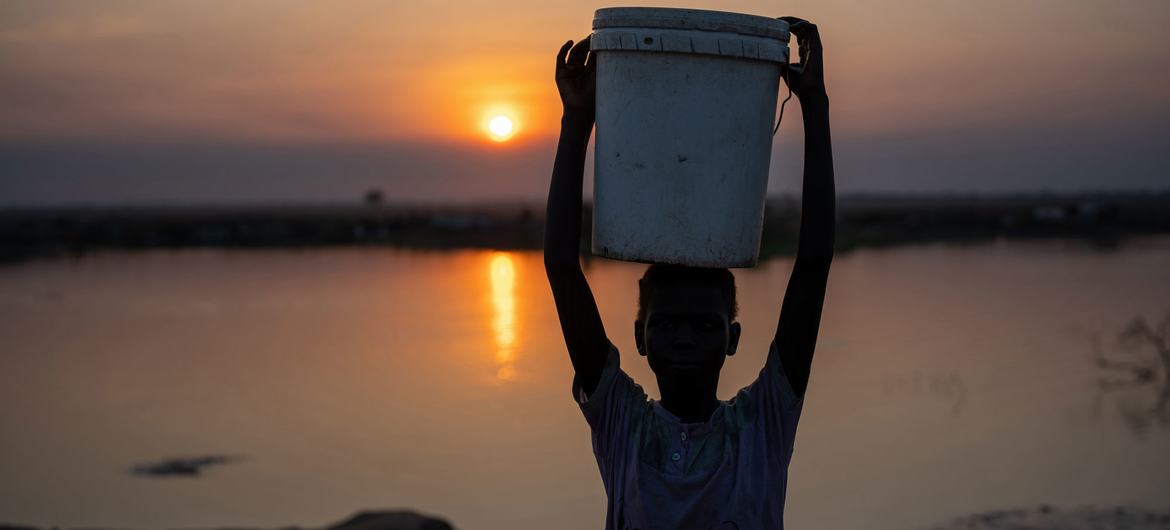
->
[593,7,789,40]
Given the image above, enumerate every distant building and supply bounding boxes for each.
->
[364,189,385,206]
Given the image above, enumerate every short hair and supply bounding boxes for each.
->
[637,264,738,323]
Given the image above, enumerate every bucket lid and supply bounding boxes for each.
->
[593,7,788,41]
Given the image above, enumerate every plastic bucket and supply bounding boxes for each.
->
[590,7,789,268]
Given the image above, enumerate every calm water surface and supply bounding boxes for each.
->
[2,239,1169,529]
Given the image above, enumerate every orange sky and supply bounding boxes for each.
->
[4,0,1168,144]
[1,0,1169,203]
[1,0,578,144]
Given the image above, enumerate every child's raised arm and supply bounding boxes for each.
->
[773,18,835,400]
[545,37,609,399]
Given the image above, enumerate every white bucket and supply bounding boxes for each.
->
[590,7,789,268]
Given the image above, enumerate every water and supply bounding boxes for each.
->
[2,239,1169,529]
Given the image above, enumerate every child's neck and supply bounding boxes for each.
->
[658,378,721,423]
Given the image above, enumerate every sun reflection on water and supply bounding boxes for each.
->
[489,252,518,381]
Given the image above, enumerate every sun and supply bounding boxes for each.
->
[487,115,515,142]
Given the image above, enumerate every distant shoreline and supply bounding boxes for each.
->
[3,192,1169,263]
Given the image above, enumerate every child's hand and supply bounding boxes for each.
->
[778,17,826,99]
[556,36,596,122]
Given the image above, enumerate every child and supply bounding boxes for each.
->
[544,17,834,529]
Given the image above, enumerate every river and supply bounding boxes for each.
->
[2,238,1168,529]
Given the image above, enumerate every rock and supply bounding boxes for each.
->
[327,511,455,530]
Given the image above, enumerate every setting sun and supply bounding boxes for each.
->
[487,115,515,142]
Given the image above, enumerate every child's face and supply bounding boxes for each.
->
[635,281,741,381]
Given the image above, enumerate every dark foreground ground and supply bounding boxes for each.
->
[2,192,1169,262]
[0,511,454,530]
[4,505,1170,530]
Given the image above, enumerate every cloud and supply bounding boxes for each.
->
[0,138,561,205]
[0,14,153,44]
[3,121,1168,207]
[129,454,243,478]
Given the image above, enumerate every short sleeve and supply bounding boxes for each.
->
[571,342,648,475]
[733,340,805,458]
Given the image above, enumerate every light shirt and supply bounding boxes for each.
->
[574,340,804,530]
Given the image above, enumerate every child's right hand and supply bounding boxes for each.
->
[556,36,596,123]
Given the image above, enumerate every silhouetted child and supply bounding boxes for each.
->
[545,17,834,529]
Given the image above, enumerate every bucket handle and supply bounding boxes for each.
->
[772,31,811,136]
[771,79,794,136]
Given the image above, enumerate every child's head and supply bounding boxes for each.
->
[635,264,741,384]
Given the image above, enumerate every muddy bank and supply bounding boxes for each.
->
[925,505,1170,530]
[6,505,1170,530]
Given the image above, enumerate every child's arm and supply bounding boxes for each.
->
[774,18,835,400]
[545,37,609,398]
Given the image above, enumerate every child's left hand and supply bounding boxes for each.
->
[778,17,826,100]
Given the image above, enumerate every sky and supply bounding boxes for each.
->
[1,0,1169,205]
